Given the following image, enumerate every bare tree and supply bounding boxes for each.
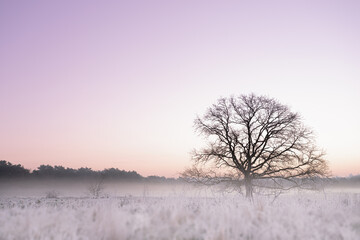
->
[88,175,105,198]
[182,94,329,199]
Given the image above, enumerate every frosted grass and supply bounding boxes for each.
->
[1,192,359,240]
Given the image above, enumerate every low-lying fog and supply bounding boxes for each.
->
[1,178,360,199]
[0,179,209,198]
[1,179,360,239]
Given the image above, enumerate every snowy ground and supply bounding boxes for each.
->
[0,183,360,239]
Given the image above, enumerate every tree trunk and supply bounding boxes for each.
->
[245,176,253,200]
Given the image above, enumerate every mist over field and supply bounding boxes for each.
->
[0,179,187,198]
[1,151,360,240]
[1,176,360,198]
[1,184,360,240]
[0,178,360,239]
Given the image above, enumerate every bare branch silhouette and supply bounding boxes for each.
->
[182,94,330,199]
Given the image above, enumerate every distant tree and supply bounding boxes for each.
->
[0,160,30,177]
[182,94,329,199]
[32,165,55,177]
[146,175,167,183]
[77,167,97,178]
[101,168,143,180]
[88,175,105,198]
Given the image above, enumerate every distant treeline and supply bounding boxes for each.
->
[1,160,359,185]
[0,160,177,182]
[331,175,360,187]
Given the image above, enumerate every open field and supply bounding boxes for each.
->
[1,182,360,240]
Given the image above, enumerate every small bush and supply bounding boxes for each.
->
[88,178,105,198]
[45,190,59,199]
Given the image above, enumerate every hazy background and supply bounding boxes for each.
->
[1,0,359,177]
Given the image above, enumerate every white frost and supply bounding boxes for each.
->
[0,189,359,239]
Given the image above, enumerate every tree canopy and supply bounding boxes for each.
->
[182,94,329,198]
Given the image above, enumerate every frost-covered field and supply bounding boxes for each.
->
[1,184,360,240]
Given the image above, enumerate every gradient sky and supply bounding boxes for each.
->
[1,0,359,177]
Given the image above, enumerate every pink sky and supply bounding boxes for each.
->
[1,0,360,177]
